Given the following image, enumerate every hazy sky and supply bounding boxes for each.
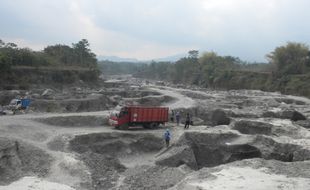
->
[1,0,309,61]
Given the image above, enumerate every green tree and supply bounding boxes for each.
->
[5,42,18,49]
[267,42,310,74]
[197,52,238,87]
[44,44,75,65]
[0,39,4,48]
[188,50,199,59]
[0,52,11,75]
[72,39,97,67]
[44,39,98,68]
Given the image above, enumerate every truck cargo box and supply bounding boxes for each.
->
[128,106,169,123]
[109,106,169,129]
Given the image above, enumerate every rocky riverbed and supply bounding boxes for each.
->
[1,75,310,190]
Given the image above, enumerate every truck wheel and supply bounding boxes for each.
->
[150,122,159,129]
[143,123,151,129]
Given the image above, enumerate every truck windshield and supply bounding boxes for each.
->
[118,111,128,118]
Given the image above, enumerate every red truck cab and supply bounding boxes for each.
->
[109,106,169,130]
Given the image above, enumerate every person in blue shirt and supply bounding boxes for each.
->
[164,129,171,147]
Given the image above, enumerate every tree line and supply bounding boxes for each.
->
[0,39,100,88]
[132,42,310,97]
[0,39,98,69]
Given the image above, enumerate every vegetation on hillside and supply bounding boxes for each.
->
[133,42,310,97]
[1,38,309,97]
[0,39,98,68]
[267,42,310,75]
[44,39,98,68]
[134,51,271,87]
[0,39,100,89]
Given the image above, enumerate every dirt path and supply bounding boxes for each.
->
[148,86,196,109]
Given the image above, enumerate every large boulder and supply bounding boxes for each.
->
[263,109,306,121]
[275,98,306,105]
[210,109,231,126]
[156,132,262,169]
[233,120,273,135]
[156,130,310,171]
[250,135,310,162]
[228,109,261,119]
[264,98,281,107]
[281,110,307,121]
[262,111,278,118]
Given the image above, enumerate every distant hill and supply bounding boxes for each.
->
[152,53,187,62]
[97,53,187,63]
[97,56,140,63]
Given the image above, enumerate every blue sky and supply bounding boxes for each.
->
[1,0,310,62]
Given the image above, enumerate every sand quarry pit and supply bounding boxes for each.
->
[1,76,310,189]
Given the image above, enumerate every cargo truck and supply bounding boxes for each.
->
[109,106,169,130]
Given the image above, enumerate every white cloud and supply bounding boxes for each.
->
[1,0,310,61]
[2,37,45,51]
[64,0,193,59]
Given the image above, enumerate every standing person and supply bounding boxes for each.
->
[164,129,171,147]
[184,113,191,129]
[175,111,180,126]
[170,110,175,122]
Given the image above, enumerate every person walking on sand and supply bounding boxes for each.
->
[164,129,171,147]
[176,111,180,126]
[184,113,191,129]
